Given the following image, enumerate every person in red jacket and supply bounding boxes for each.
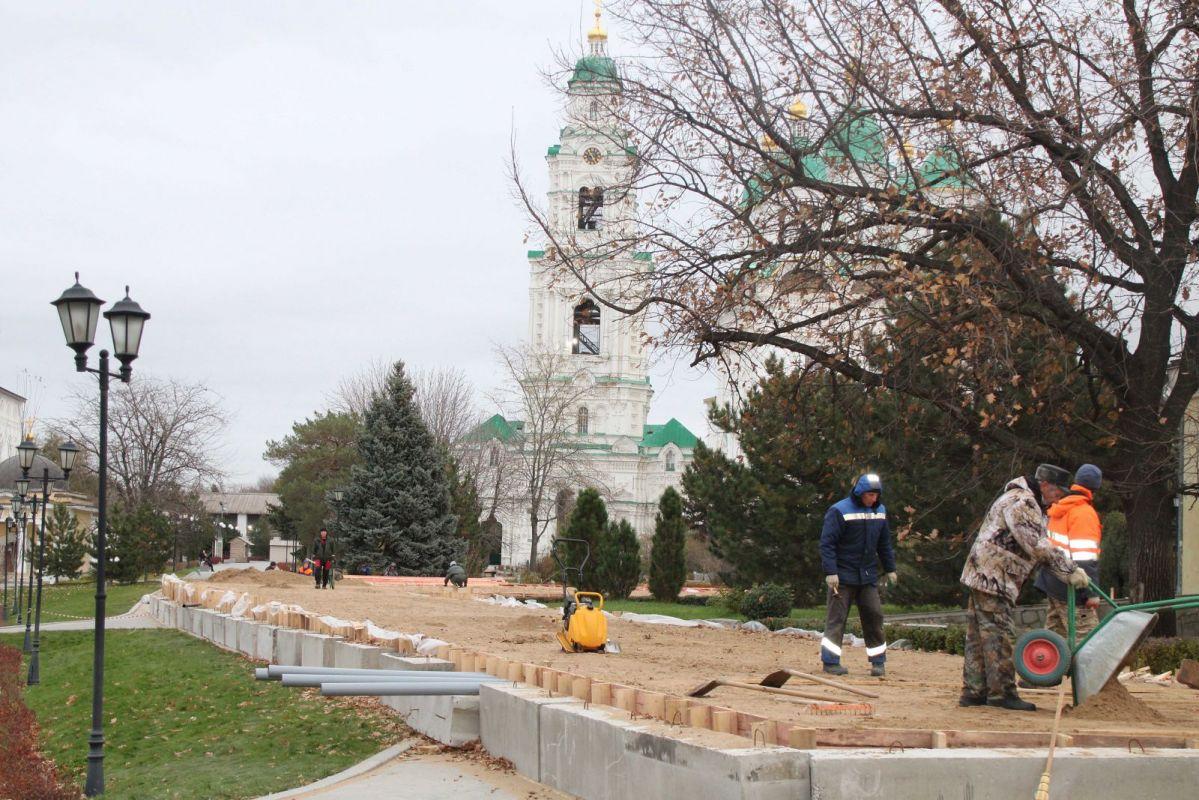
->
[1035,464,1103,636]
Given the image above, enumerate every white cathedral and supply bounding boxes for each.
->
[477,10,697,568]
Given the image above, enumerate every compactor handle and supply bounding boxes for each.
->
[551,537,591,575]
[574,591,604,611]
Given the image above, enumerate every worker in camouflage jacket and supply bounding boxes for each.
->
[959,465,1090,711]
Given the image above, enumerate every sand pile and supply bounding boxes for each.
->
[1068,678,1166,723]
[205,568,310,588]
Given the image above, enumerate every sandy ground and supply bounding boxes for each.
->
[203,571,1199,738]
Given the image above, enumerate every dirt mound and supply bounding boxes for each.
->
[1068,678,1165,723]
[206,568,309,588]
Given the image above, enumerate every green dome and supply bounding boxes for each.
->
[740,138,827,207]
[823,112,887,167]
[569,54,620,86]
[917,147,969,189]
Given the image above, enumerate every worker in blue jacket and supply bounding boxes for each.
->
[819,473,897,677]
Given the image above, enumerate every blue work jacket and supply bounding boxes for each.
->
[820,478,896,586]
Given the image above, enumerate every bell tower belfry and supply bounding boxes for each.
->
[526,1,652,442]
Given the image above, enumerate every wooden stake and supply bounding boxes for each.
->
[687,705,712,729]
[787,727,817,749]
[931,731,948,749]
[523,663,540,685]
[590,682,611,706]
[572,677,592,701]
[508,663,524,682]
[712,710,736,734]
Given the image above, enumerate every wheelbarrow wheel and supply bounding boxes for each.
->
[1015,629,1071,686]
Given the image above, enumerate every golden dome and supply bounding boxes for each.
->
[787,98,809,119]
[901,140,917,159]
[588,0,608,41]
[760,134,780,151]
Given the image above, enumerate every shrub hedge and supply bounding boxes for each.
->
[739,583,793,620]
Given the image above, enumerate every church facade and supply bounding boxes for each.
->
[477,11,696,568]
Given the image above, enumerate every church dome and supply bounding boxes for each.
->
[569,54,620,87]
[0,453,67,492]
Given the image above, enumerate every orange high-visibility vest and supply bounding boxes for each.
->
[1046,485,1101,562]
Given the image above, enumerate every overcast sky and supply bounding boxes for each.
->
[0,1,717,484]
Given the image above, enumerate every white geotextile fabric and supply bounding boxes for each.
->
[229,593,253,618]
[474,594,547,609]
[616,612,724,629]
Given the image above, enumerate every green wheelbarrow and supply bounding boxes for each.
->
[1015,582,1199,705]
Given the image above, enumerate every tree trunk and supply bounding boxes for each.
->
[1123,472,1178,634]
[528,509,540,571]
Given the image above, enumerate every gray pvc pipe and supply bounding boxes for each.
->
[264,665,477,680]
[281,673,500,687]
[319,681,489,696]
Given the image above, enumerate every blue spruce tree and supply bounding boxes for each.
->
[338,362,461,574]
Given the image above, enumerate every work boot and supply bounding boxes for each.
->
[958,694,987,707]
[870,664,885,677]
[987,694,1037,711]
[823,664,848,676]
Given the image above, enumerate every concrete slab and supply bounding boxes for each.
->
[480,683,578,780]
[378,655,453,671]
[188,607,205,638]
[239,619,260,658]
[333,642,381,670]
[807,747,1199,799]
[274,628,305,666]
[300,633,342,668]
[538,702,808,800]
[382,694,480,746]
[177,605,192,634]
[223,616,244,652]
[255,624,279,662]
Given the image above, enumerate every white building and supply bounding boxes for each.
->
[478,12,697,567]
[0,387,24,464]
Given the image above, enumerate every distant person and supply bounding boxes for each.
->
[1035,464,1103,638]
[200,549,213,571]
[960,465,1089,711]
[311,529,335,589]
[265,561,277,571]
[444,560,467,588]
[383,562,399,577]
[819,473,896,677]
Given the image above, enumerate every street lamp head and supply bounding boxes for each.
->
[15,477,30,498]
[58,440,81,475]
[51,273,105,370]
[331,488,345,503]
[17,437,38,471]
[103,286,150,382]
[12,495,23,516]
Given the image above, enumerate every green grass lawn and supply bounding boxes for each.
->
[14,581,159,622]
[1,629,406,799]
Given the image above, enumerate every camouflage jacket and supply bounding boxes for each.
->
[960,476,1076,604]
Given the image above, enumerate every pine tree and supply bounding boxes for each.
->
[559,488,607,590]
[338,362,461,575]
[648,487,687,601]
[447,458,485,575]
[595,519,640,600]
[44,502,88,581]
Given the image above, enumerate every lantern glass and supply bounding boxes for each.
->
[15,477,30,497]
[58,440,81,473]
[104,287,151,364]
[16,438,37,471]
[51,274,104,352]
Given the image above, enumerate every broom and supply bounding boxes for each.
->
[1034,682,1069,799]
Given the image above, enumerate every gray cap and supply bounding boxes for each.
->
[1074,464,1102,490]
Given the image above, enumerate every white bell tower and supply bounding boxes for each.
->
[526,1,652,443]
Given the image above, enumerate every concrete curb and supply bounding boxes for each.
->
[252,738,421,799]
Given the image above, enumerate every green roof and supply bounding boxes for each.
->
[741,137,828,206]
[633,252,653,262]
[823,112,887,167]
[918,147,969,189]
[527,249,546,259]
[639,418,698,450]
[547,144,561,156]
[465,414,524,443]
[569,55,620,86]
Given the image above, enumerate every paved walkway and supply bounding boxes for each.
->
[255,740,566,800]
[0,597,160,634]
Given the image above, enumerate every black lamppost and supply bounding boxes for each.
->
[3,517,15,624]
[52,273,150,798]
[17,437,38,652]
[24,438,80,685]
[10,494,25,623]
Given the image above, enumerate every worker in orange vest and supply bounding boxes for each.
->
[1035,464,1103,637]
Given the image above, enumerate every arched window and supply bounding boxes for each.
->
[572,300,601,354]
[589,99,600,121]
[577,187,604,230]
[577,406,589,435]
[665,450,676,472]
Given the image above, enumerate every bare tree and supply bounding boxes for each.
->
[49,375,229,508]
[492,344,607,568]
[516,0,1199,606]
[413,367,481,454]
[327,358,391,420]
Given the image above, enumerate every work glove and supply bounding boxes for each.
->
[1067,567,1090,589]
[825,574,840,591]
[884,572,898,586]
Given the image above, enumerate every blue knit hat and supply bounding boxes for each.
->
[1074,464,1102,490]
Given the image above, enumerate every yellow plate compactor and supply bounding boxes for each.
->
[551,537,620,654]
